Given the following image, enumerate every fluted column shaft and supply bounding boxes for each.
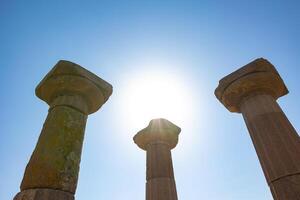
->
[146,142,177,200]
[134,118,180,200]
[215,58,300,200]
[241,94,300,200]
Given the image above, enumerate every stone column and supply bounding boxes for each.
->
[134,118,181,200]
[215,58,300,200]
[14,60,113,200]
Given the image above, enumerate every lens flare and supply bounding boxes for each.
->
[119,70,195,132]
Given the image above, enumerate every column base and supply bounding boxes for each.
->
[14,189,74,200]
[270,174,300,200]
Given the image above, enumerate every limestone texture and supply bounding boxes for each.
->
[15,60,112,199]
[134,118,180,200]
[215,58,300,200]
[21,106,87,193]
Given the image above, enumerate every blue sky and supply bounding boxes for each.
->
[1,0,300,199]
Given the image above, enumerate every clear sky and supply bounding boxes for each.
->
[1,0,300,200]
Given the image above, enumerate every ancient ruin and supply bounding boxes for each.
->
[13,60,113,200]
[12,58,300,200]
[134,118,180,200]
[215,58,300,200]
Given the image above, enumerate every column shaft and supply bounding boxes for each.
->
[134,118,180,200]
[14,60,113,200]
[146,143,177,200]
[21,104,87,193]
[241,94,300,200]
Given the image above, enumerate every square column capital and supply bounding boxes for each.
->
[36,60,113,114]
[134,118,181,150]
[215,58,288,113]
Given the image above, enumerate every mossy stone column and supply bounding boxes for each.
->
[215,58,300,200]
[134,118,181,200]
[14,60,112,200]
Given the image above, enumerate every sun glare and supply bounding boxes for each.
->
[120,70,195,132]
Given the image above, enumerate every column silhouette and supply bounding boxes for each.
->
[215,58,300,200]
[14,60,112,200]
[134,118,181,200]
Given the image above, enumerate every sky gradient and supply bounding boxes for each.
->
[1,1,300,200]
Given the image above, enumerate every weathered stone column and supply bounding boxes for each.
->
[134,118,181,200]
[14,60,112,200]
[215,58,300,200]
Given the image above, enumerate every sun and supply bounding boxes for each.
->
[119,69,195,132]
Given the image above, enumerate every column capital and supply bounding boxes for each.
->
[35,60,113,114]
[215,58,288,113]
[133,118,181,150]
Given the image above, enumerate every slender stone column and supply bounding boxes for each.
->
[14,60,113,200]
[134,118,181,200]
[215,58,300,200]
